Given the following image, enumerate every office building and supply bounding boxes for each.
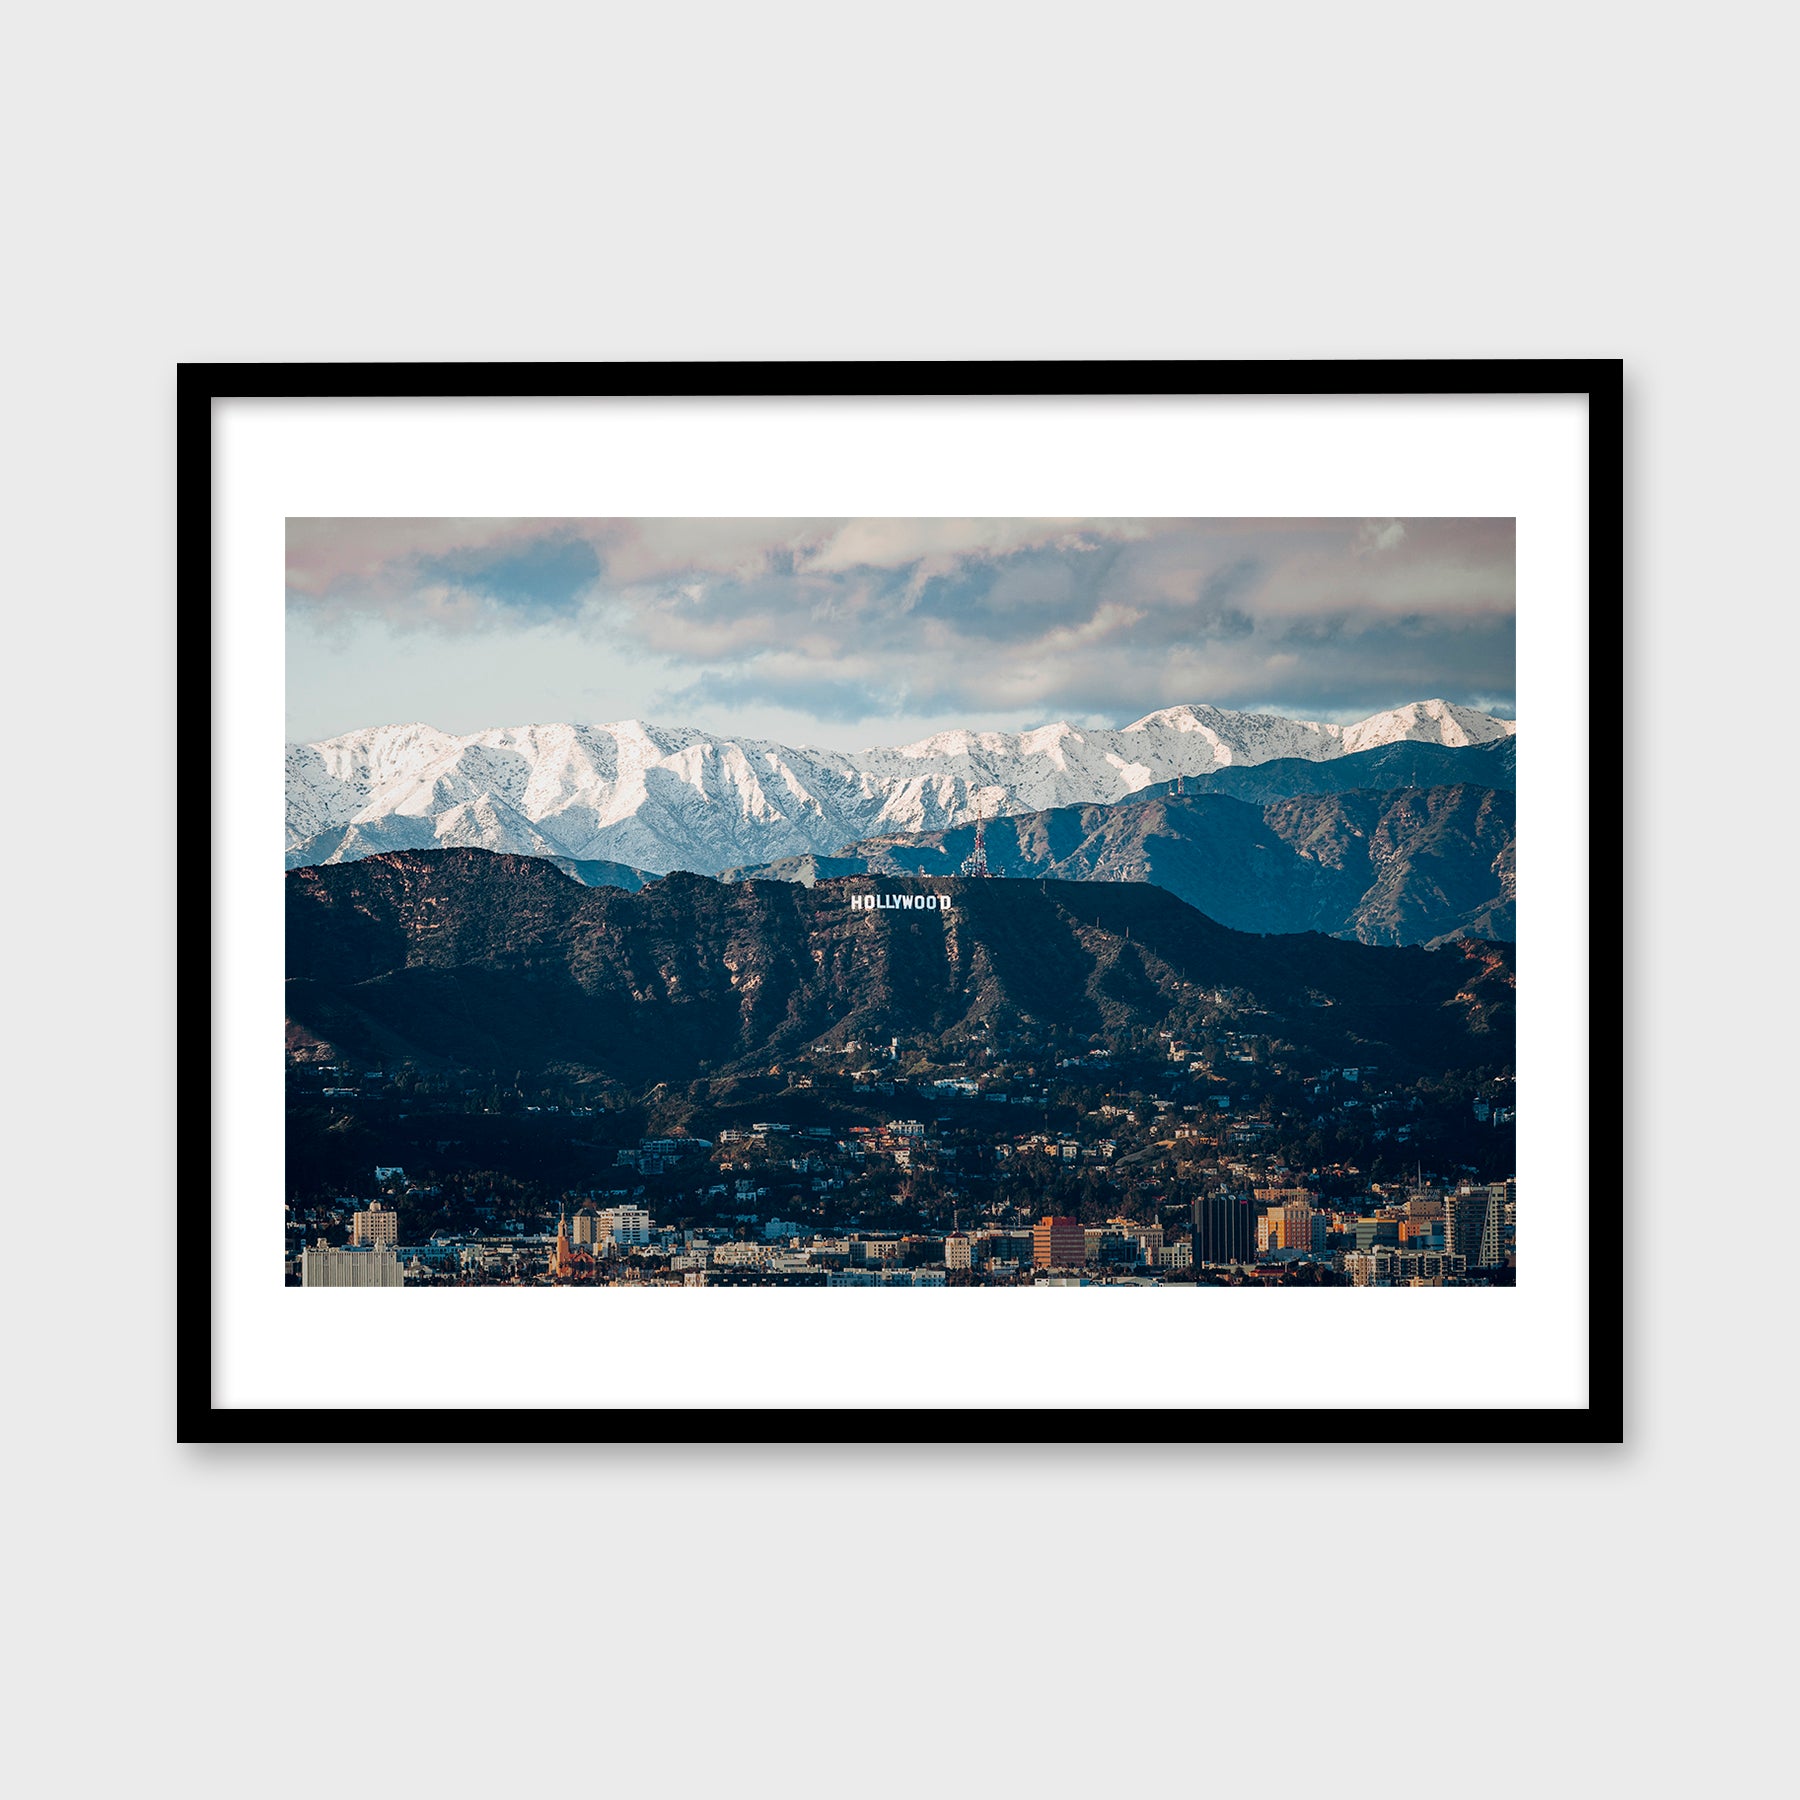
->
[600,1204,653,1248]
[1087,1229,1144,1267]
[1353,1216,1401,1252]
[301,1242,404,1288]
[350,1201,397,1248]
[1257,1201,1325,1257]
[1447,1184,1509,1268]
[1194,1192,1255,1265]
[970,1230,1033,1270]
[1343,1249,1468,1287]
[1032,1216,1086,1268]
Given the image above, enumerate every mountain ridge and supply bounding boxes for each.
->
[287,698,1516,877]
[284,849,1515,1089]
[725,781,1515,947]
[1131,736,1514,805]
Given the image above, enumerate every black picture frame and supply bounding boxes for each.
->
[181,359,1621,1446]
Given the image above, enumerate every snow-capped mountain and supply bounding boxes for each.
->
[286,699,1515,876]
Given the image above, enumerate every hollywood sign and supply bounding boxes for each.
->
[849,893,954,912]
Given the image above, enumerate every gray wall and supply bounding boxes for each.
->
[7,5,1777,1797]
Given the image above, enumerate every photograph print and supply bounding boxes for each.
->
[285,516,1517,1291]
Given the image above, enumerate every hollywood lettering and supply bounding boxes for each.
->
[850,892,953,912]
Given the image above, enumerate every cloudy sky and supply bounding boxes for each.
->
[286,517,1514,749]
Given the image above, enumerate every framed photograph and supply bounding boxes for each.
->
[185,360,1618,1443]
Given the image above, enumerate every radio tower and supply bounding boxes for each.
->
[961,804,991,877]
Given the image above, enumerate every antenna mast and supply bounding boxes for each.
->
[961,801,991,878]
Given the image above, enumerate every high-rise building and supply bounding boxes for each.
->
[1086,1229,1144,1267]
[1257,1201,1324,1257]
[301,1241,404,1287]
[1032,1216,1086,1268]
[1353,1216,1401,1252]
[350,1201,397,1248]
[1447,1184,1509,1268]
[969,1229,1033,1270]
[1479,1187,1508,1270]
[1194,1193,1255,1265]
[600,1205,653,1248]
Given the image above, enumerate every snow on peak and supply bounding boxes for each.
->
[287,699,1514,877]
[1124,703,1213,732]
[1340,699,1517,754]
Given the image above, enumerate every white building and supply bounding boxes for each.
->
[301,1242,404,1288]
[713,1242,774,1268]
[600,1205,653,1248]
[1343,1249,1468,1287]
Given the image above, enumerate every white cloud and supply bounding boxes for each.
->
[797,518,1146,575]
[288,516,1516,741]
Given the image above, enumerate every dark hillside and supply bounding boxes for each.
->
[286,850,1515,1087]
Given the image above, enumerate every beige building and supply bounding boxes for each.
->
[712,1241,774,1268]
[1343,1249,1468,1287]
[1111,1218,1164,1256]
[350,1201,398,1248]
